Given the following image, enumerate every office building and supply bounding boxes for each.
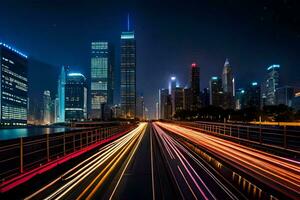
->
[43,90,51,124]
[120,17,136,119]
[292,92,300,111]
[276,86,294,107]
[235,88,245,110]
[245,82,261,108]
[169,76,177,94]
[159,88,172,119]
[190,62,200,110]
[57,66,69,122]
[183,88,192,110]
[136,95,145,120]
[65,73,87,121]
[200,88,210,107]
[90,41,114,119]
[0,43,28,126]
[172,87,184,115]
[209,76,223,107]
[222,58,234,109]
[265,64,280,105]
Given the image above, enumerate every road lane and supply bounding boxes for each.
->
[156,122,300,199]
[23,123,147,200]
[152,122,244,200]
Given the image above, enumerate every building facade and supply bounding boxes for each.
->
[171,87,184,115]
[57,66,68,122]
[265,64,280,105]
[65,73,87,121]
[0,43,28,126]
[200,88,210,107]
[120,28,136,119]
[136,95,145,120]
[183,88,192,110]
[190,62,200,110]
[222,58,234,109]
[90,41,114,119]
[43,90,51,124]
[235,88,245,110]
[159,88,172,119]
[276,86,294,107]
[209,76,223,107]
[245,82,261,108]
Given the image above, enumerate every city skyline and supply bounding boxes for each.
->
[0,0,299,118]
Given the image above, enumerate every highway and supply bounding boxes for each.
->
[1,121,299,199]
[155,122,300,199]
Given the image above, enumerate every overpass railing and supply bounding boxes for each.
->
[171,121,300,153]
[0,124,135,182]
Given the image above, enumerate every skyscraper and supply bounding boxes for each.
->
[43,90,51,124]
[90,41,114,119]
[57,66,68,122]
[244,82,261,108]
[190,62,200,110]
[65,73,87,121]
[235,88,245,110]
[209,76,223,107]
[200,88,210,107]
[159,88,172,119]
[172,87,184,115]
[0,43,28,126]
[276,86,294,107]
[169,76,177,94]
[136,95,145,120]
[265,65,280,105]
[222,58,234,109]
[183,88,192,110]
[120,16,136,119]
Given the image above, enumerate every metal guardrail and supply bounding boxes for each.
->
[172,121,300,153]
[0,125,135,182]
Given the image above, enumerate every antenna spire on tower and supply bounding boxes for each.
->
[127,13,130,31]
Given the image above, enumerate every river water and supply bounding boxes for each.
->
[0,127,73,140]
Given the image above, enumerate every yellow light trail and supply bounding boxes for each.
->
[25,123,147,200]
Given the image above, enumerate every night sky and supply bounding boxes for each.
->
[1,0,299,117]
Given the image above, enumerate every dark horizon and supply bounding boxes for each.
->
[1,0,299,117]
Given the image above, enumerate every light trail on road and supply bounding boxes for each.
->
[152,123,242,200]
[25,123,147,200]
[156,122,300,199]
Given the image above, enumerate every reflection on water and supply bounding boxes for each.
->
[0,127,70,140]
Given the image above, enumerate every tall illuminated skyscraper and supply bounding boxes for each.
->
[120,15,136,119]
[90,41,114,119]
[265,65,280,105]
[57,66,68,122]
[0,43,28,126]
[222,58,234,109]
